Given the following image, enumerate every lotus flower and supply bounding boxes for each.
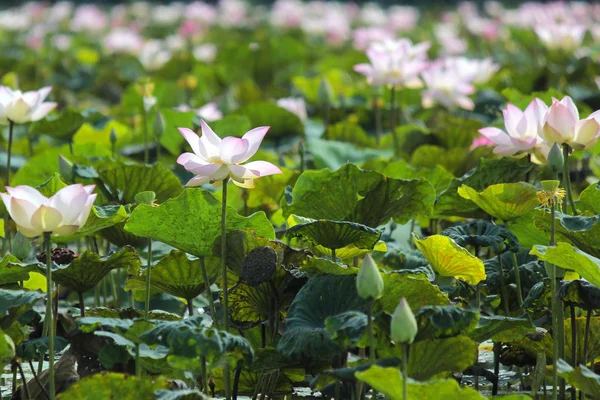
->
[0,86,57,125]
[479,98,548,156]
[535,23,586,52]
[420,59,475,110]
[354,39,430,88]
[177,120,282,188]
[1,184,96,238]
[175,103,223,122]
[541,96,600,150]
[276,97,307,121]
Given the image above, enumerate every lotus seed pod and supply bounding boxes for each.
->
[390,298,418,344]
[356,254,384,300]
[242,246,278,287]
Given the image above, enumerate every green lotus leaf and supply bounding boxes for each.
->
[408,335,478,381]
[39,246,141,295]
[16,336,70,361]
[126,250,219,301]
[378,272,449,314]
[355,366,486,400]
[55,205,130,244]
[36,173,67,197]
[286,215,381,254]
[564,316,600,363]
[457,182,539,221]
[414,235,486,285]
[362,159,454,195]
[410,145,471,174]
[96,162,183,204]
[208,115,251,138]
[277,274,366,361]
[292,69,354,104]
[434,158,536,218]
[153,109,196,156]
[307,138,393,171]
[507,210,550,250]
[502,87,565,110]
[237,101,303,140]
[0,254,36,284]
[325,121,375,148]
[283,163,434,227]
[579,181,600,214]
[492,326,553,360]
[0,289,45,329]
[77,317,135,334]
[124,189,274,257]
[469,316,533,344]
[57,373,168,400]
[440,220,519,252]
[324,311,368,349]
[557,359,600,398]
[558,280,600,310]
[533,211,600,258]
[530,242,600,288]
[0,331,14,370]
[299,256,358,276]
[29,107,85,140]
[415,306,479,340]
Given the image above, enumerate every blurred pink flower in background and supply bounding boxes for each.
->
[535,23,586,52]
[447,57,500,85]
[186,1,218,25]
[70,4,107,32]
[387,6,419,32]
[104,28,144,54]
[193,44,217,63]
[421,59,475,111]
[352,27,393,51]
[176,103,223,122]
[277,97,307,121]
[271,0,305,28]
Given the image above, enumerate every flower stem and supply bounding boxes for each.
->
[135,344,141,377]
[550,197,558,400]
[402,343,409,400]
[511,252,524,311]
[44,232,56,400]
[5,119,14,187]
[142,104,149,164]
[389,86,398,155]
[562,144,577,216]
[220,177,231,400]
[367,298,375,364]
[374,96,382,147]
[497,251,510,315]
[200,257,219,329]
[144,238,152,321]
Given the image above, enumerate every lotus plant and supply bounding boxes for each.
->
[391,298,418,400]
[420,59,475,111]
[1,184,96,400]
[177,120,281,400]
[0,86,57,185]
[357,254,384,365]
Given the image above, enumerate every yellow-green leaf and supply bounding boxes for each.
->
[458,182,539,221]
[530,242,600,288]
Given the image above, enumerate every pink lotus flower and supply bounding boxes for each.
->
[420,60,475,111]
[354,39,430,88]
[176,103,223,122]
[1,184,96,238]
[542,96,600,150]
[479,99,548,156]
[535,23,586,52]
[177,120,282,188]
[470,135,495,150]
[0,86,57,125]
[276,97,307,121]
[447,57,500,85]
[70,5,107,32]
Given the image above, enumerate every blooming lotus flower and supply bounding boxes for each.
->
[0,86,57,125]
[139,40,172,71]
[1,184,96,238]
[479,99,548,156]
[447,57,500,85]
[70,5,107,32]
[354,39,430,88]
[177,120,282,188]
[535,23,586,52]
[276,97,307,121]
[175,103,223,122]
[421,60,475,111]
[103,28,143,55]
[541,96,600,150]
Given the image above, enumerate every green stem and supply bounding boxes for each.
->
[583,310,592,367]
[562,144,578,216]
[331,248,336,262]
[78,292,85,317]
[142,104,149,164]
[44,232,56,400]
[201,356,208,395]
[187,299,194,316]
[200,257,219,329]
[511,252,524,311]
[497,251,510,315]
[390,86,398,155]
[135,344,141,377]
[402,343,409,400]
[144,239,152,321]
[367,299,375,364]
[17,361,31,400]
[374,96,382,147]
[570,305,577,399]
[550,198,558,400]
[5,119,14,187]
[220,177,231,400]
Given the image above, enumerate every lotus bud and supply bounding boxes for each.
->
[58,155,74,183]
[547,142,564,172]
[318,77,335,106]
[390,298,418,344]
[153,110,165,139]
[356,254,384,300]
[110,127,118,145]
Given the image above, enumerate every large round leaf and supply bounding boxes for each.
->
[0,289,45,329]
[530,242,600,288]
[415,306,479,340]
[457,182,539,221]
[277,274,366,361]
[557,359,600,398]
[378,272,449,314]
[408,336,478,381]
[124,189,275,257]
[533,211,600,258]
[57,373,168,399]
[237,101,303,141]
[126,250,219,300]
[414,235,486,285]
[441,220,519,252]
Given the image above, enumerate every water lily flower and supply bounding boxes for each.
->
[0,86,57,125]
[541,96,600,150]
[276,97,307,121]
[354,39,430,88]
[479,98,548,156]
[177,120,282,188]
[1,184,96,238]
[420,59,475,110]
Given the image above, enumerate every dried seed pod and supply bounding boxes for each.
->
[36,248,79,265]
[242,247,278,287]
